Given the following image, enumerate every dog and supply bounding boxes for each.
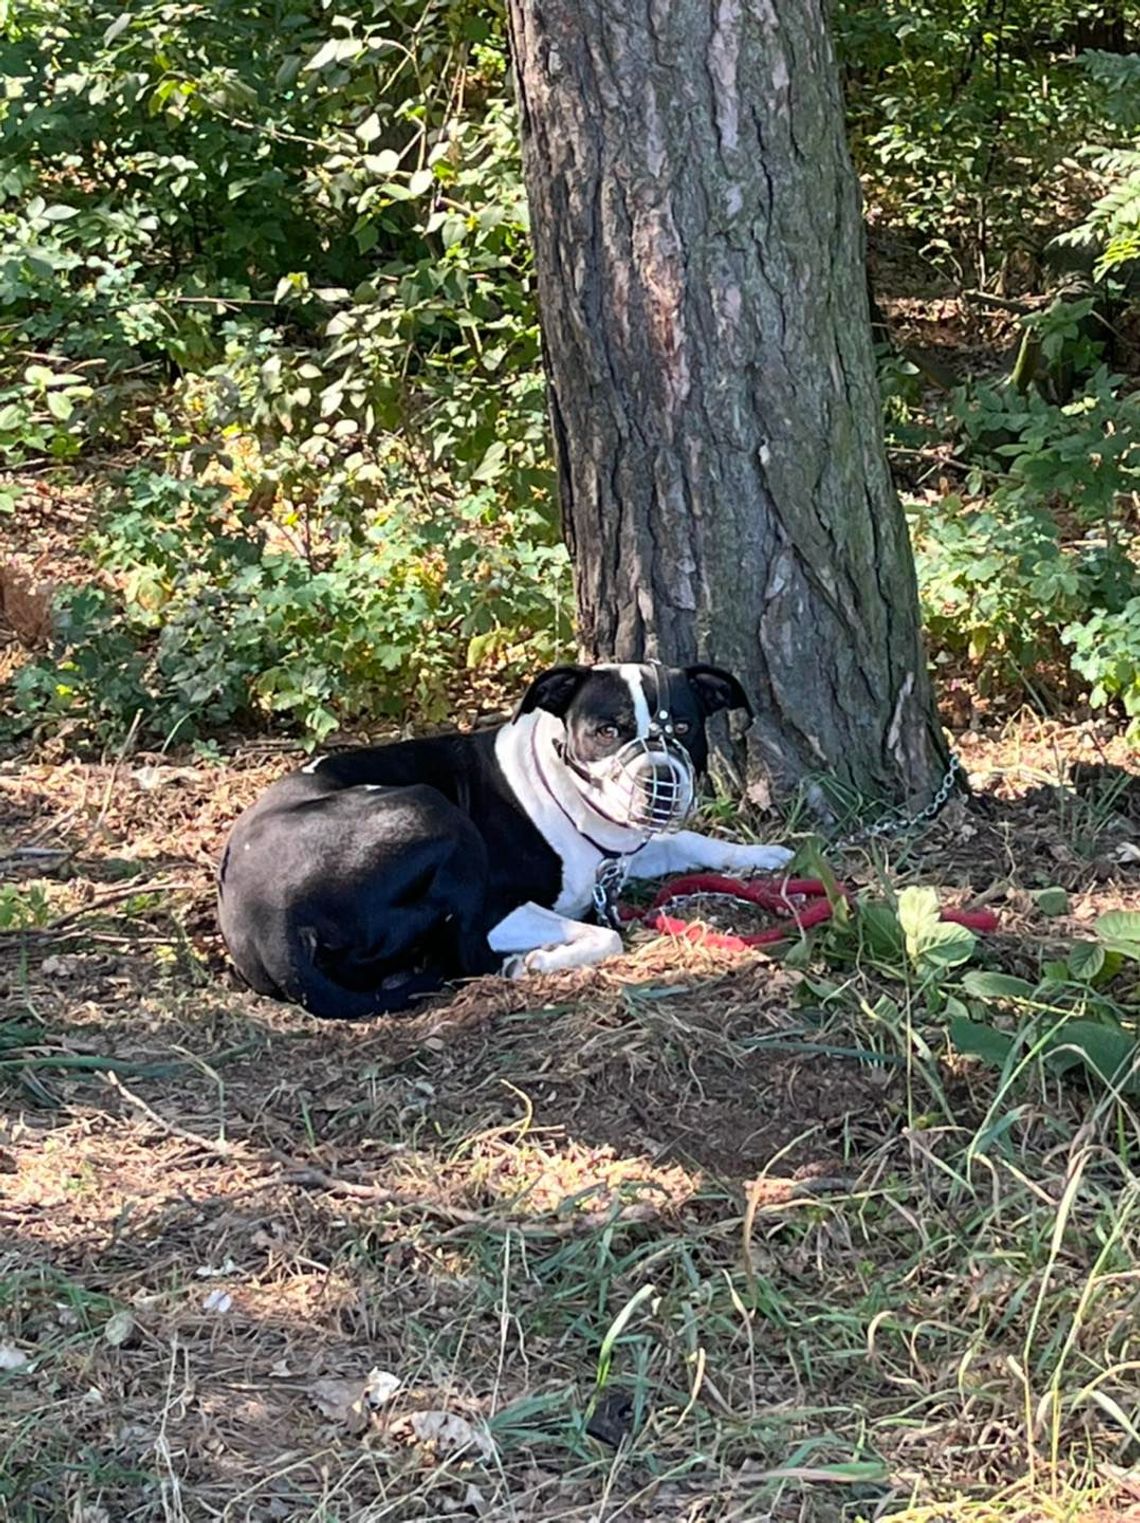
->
[217,662,792,1019]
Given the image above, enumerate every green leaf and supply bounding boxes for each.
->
[950,1017,1016,1067]
[364,150,401,176]
[961,971,1036,1000]
[306,36,354,71]
[1044,1020,1140,1092]
[898,886,975,973]
[1095,910,1140,962]
[1034,887,1069,917]
[897,885,940,943]
[1068,940,1106,982]
[860,902,904,963]
[913,920,977,974]
[102,12,131,44]
[472,440,507,483]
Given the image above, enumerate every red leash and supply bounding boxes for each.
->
[620,873,999,952]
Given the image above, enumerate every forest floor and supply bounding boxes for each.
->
[3,675,1140,1521]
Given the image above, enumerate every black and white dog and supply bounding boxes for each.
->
[217,663,792,1019]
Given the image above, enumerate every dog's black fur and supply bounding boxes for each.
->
[217,663,749,1019]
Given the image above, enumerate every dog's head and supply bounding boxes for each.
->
[514,662,751,834]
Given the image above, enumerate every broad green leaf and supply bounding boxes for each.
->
[950,1017,1016,1067]
[103,12,131,44]
[1095,910,1140,961]
[306,37,347,71]
[897,885,941,955]
[1044,1020,1140,1093]
[364,150,401,176]
[1068,940,1106,982]
[472,440,507,483]
[961,971,1036,1000]
[860,902,904,963]
[913,920,977,973]
[1034,887,1069,916]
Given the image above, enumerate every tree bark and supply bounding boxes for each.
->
[506,0,949,813]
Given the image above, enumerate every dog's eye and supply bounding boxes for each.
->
[596,723,620,741]
[673,720,692,737]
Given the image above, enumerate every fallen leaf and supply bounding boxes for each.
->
[103,1310,135,1348]
[409,1409,497,1462]
[195,1257,238,1279]
[0,1343,29,1371]
[310,1376,370,1434]
[441,1484,487,1515]
[41,955,83,979]
[364,1368,401,1408]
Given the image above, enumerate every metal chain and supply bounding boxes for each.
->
[592,751,965,925]
[593,856,630,929]
[856,751,964,844]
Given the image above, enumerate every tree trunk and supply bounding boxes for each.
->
[506,0,949,813]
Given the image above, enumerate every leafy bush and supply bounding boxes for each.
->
[834,0,1116,278]
[953,911,1140,1096]
[9,467,570,744]
[1064,600,1140,735]
[911,366,1140,694]
[1,2,572,743]
[1053,52,1140,281]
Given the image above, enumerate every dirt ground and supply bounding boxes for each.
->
[3,708,1140,1522]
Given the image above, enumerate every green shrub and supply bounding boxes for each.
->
[834,0,1113,277]
[1064,600,1140,735]
[1,3,573,743]
[8,467,571,745]
[912,366,1140,695]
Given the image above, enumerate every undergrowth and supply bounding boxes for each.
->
[4,3,1140,745]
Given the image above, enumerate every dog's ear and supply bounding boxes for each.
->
[513,664,592,721]
[684,664,753,719]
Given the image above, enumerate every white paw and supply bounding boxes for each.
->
[500,929,622,979]
[726,843,794,874]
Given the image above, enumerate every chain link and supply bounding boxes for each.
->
[857,751,964,844]
[593,856,630,929]
[591,752,965,923]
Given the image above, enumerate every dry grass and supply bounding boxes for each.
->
[2,720,1140,1522]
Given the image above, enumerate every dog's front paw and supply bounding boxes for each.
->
[500,927,623,979]
[726,842,794,874]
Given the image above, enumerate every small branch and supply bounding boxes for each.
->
[103,1071,232,1155]
[279,1160,663,1238]
[963,288,1045,315]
